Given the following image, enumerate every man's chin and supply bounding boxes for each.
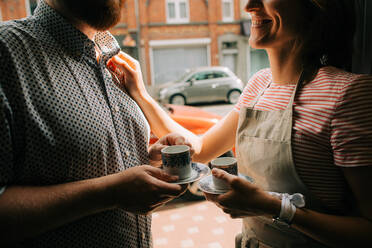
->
[87,21,120,31]
[62,0,123,31]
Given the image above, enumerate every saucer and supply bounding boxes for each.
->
[166,162,210,185]
[198,173,254,194]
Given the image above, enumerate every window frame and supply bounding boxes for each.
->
[166,0,189,24]
[222,0,234,22]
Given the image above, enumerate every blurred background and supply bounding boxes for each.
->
[0,0,271,97]
[1,0,371,247]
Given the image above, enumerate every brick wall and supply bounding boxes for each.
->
[1,0,28,21]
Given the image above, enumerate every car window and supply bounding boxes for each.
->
[187,70,228,82]
[189,72,212,81]
[213,71,228,78]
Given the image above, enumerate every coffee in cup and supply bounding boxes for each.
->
[210,157,238,190]
[161,145,191,180]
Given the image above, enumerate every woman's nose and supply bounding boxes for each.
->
[245,0,262,12]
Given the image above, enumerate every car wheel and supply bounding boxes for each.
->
[227,90,241,104]
[170,94,186,105]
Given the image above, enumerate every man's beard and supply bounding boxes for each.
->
[60,0,124,30]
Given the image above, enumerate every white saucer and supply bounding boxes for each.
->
[166,162,210,185]
[198,173,254,194]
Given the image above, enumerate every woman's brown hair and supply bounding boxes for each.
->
[300,0,355,71]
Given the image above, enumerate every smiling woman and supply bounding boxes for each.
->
[247,0,355,71]
[108,0,372,247]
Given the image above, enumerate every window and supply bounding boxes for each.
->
[188,72,207,81]
[222,41,238,73]
[26,0,39,16]
[250,48,270,77]
[188,71,227,83]
[222,0,234,22]
[166,0,189,23]
[213,71,228,78]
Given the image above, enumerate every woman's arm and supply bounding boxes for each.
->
[109,53,239,163]
[291,166,372,247]
[206,167,372,247]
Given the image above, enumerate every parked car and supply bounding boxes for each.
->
[157,66,244,105]
[150,104,233,200]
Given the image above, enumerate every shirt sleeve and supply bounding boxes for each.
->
[331,74,372,167]
[0,38,15,184]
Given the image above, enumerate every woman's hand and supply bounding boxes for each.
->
[107,52,149,100]
[205,169,281,218]
[148,133,195,167]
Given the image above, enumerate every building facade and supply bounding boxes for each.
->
[116,0,254,91]
[1,0,270,91]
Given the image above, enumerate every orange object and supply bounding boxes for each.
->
[149,104,220,144]
[149,104,236,156]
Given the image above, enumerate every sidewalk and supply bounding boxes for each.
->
[152,200,242,248]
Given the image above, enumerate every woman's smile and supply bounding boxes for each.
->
[246,0,303,50]
[251,18,272,27]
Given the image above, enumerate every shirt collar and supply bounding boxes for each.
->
[33,0,120,62]
[34,0,96,59]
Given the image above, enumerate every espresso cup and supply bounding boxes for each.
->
[161,145,191,180]
[210,157,238,190]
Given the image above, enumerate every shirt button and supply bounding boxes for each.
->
[125,150,131,158]
[141,232,145,240]
[113,105,120,112]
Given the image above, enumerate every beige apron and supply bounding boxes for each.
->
[235,71,328,248]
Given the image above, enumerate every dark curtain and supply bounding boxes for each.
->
[353,0,372,74]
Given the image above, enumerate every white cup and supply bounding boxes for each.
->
[210,157,238,190]
[161,145,191,180]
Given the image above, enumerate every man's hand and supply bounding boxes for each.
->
[108,165,187,215]
[204,169,280,218]
[148,133,195,167]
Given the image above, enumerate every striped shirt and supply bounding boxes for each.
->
[235,66,372,213]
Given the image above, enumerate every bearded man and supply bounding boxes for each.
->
[0,1,187,247]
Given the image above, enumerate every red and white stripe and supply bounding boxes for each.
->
[235,66,372,213]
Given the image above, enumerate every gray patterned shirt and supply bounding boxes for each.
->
[0,1,152,247]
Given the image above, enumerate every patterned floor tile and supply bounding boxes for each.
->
[152,200,242,248]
